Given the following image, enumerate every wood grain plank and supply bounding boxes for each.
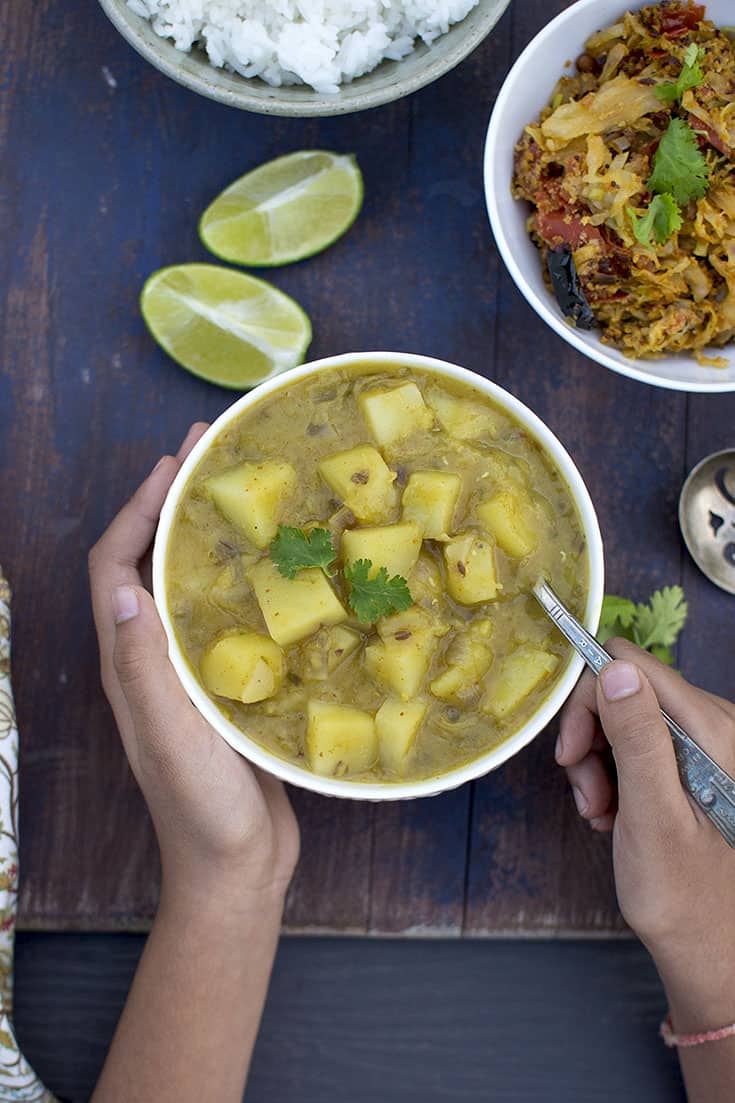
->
[284,792,373,933]
[463,0,689,934]
[366,11,515,937]
[14,934,685,1103]
[368,789,470,935]
[679,394,735,697]
[2,0,418,930]
[2,0,731,936]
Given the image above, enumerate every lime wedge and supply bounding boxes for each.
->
[199,150,363,267]
[140,264,312,390]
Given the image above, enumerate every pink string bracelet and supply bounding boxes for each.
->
[660,1015,735,1048]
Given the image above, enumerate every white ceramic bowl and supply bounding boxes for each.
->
[153,351,604,800]
[98,0,511,117]
[484,0,735,393]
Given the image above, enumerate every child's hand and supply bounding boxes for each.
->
[558,640,735,1034]
[88,425,300,914]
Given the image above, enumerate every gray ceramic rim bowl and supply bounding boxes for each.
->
[98,0,512,117]
[152,351,605,801]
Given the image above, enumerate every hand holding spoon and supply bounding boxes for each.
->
[533,578,735,849]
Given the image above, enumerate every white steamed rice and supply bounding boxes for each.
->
[126,0,480,94]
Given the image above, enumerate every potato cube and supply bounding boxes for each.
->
[426,386,502,441]
[248,559,347,647]
[305,700,377,777]
[375,698,428,774]
[430,631,493,703]
[342,521,422,579]
[365,637,434,701]
[365,608,446,700]
[200,632,284,704]
[376,605,448,641]
[428,665,466,701]
[358,383,434,447]
[484,647,559,719]
[205,461,297,549]
[477,488,538,558]
[402,470,461,540]
[443,532,499,604]
[318,445,398,523]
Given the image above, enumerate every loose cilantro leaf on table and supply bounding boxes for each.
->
[654,43,705,104]
[344,559,412,623]
[597,595,636,639]
[628,193,683,247]
[648,118,709,206]
[270,526,336,579]
[597,586,688,665]
[633,586,689,650]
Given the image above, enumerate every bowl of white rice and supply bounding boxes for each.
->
[98,0,511,116]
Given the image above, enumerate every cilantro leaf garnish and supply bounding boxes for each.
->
[270,526,336,580]
[597,586,688,662]
[628,193,683,247]
[654,43,705,104]
[344,559,413,623]
[648,118,709,206]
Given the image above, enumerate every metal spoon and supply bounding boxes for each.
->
[679,448,735,596]
[533,578,735,849]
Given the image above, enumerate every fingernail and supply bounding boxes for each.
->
[113,586,139,624]
[572,786,588,816]
[554,732,564,763]
[600,661,641,701]
[151,456,166,476]
[590,817,606,831]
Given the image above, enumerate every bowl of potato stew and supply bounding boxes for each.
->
[153,352,604,799]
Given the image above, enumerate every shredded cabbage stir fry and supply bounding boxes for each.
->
[513,2,735,365]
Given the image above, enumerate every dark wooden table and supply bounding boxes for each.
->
[2,0,733,937]
[14,935,686,1103]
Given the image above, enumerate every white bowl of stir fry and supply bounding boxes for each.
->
[485,0,735,392]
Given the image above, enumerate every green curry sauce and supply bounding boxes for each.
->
[166,364,588,782]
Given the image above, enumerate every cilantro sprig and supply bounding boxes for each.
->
[269,527,413,624]
[344,559,413,623]
[648,117,709,207]
[632,117,710,246]
[654,43,705,105]
[628,193,683,248]
[597,585,688,665]
[270,526,337,580]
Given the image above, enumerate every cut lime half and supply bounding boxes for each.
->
[199,150,363,267]
[140,264,312,390]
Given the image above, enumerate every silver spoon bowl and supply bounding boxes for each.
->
[679,449,735,596]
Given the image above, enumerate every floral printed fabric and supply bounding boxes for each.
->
[0,574,57,1102]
